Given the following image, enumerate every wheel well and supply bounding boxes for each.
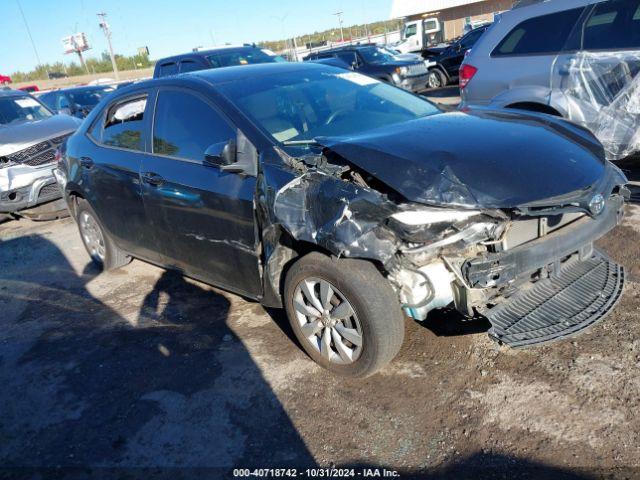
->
[505,102,562,116]
[429,65,448,79]
[67,191,84,218]
[263,228,386,307]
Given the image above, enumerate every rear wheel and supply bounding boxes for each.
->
[76,198,130,270]
[284,252,405,377]
[427,69,446,89]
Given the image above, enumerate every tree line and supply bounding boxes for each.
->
[10,52,154,83]
[259,19,403,51]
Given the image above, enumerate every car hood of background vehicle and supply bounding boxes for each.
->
[0,114,80,157]
[319,108,608,209]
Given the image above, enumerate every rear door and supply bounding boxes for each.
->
[85,92,160,261]
[552,0,640,153]
[553,0,640,102]
[140,86,261,296]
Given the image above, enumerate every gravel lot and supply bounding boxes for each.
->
[1,192,639,479]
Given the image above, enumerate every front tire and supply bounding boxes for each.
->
[284,252,405,377]
[76,198,130,271]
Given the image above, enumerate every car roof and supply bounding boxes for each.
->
[124,62,335,94]
[316,44,376,54]
[61,85,112,92]
[156,45,263,64]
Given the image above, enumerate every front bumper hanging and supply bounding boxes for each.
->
[485,249,624,347]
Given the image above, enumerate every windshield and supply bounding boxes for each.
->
[218,67,439,145]
[357,46,397,65]
[69,87,114,108]
[0,95,52,126]
[207,49,285,68]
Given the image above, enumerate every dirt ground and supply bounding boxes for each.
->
[1,194,639,479]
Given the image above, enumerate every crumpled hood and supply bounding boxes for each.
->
[0,114,80,157]
[319,108,613,209]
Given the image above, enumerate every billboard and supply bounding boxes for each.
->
[62,33,90,54]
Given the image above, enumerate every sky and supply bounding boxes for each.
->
[0,0,394,74]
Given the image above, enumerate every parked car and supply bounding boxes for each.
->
[47,71,69,80]
[0,89,80,219]
[153,45,286,78]
[460,0,640,158]
[425,24,491,89]
[18,85,39,93]
[304,45,429,93]
[0,75,11,86]
[56,63,627,377]
[39,85,115,118]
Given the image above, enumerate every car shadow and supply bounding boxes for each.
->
[415,307,492,337]
[345,452,595,479]
[0,234,315,476]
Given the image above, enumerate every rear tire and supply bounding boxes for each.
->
[75,198,130,271]
[427,69,446,89]
[284,252,405,377]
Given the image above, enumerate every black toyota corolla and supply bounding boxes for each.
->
[55,63,628,377]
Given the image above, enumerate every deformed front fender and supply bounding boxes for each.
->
[256,156,402,307]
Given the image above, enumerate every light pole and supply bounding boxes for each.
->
[333,11,345,43]
[97,12,120,80]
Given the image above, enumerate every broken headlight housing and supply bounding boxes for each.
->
[387,207,508,257]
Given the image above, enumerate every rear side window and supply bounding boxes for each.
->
[152,90,235,161]
[158,62,178,77]
[493,7,585,56]
[180,60,201,73]
[99,96,147,151]
[583,0,640,50]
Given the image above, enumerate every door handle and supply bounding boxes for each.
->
[141,172,165,186]
[79,157,93,169]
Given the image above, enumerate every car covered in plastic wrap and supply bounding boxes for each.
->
[460,0,640,160]
[56,63,628,377]
[0,89,80,220]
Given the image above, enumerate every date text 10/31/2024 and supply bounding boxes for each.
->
[233,468,401,478]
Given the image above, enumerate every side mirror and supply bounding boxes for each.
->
[351,61,358,70]
[204,139,236,168]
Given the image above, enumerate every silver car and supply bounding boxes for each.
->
[0,89,80,219]
[460,0,640,159]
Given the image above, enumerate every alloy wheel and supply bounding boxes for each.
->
[79,211,106,262]
[428,71,442,89]
[293,277,363,364]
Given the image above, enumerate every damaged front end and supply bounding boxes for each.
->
[263,136,628,348]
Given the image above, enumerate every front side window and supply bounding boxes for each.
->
[100,96,147,151]
[583,0,640,50]
[153,90,235,161]
[0,95,51,125]
[403,23,417,39]
[218,68,439,145]
[334,51,357,65]
[493,7,585,56]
